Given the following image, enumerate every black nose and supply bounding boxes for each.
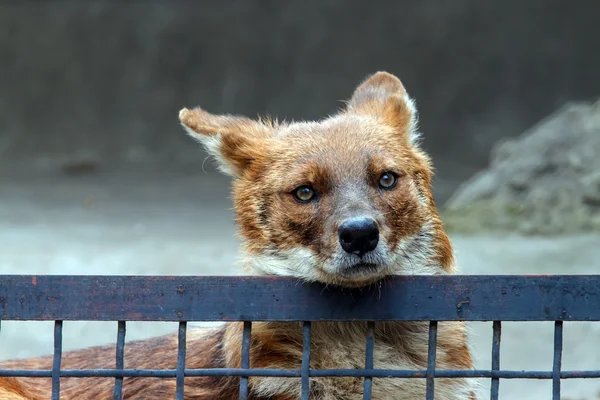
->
[338,218,379,256]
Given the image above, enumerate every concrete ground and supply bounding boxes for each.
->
[1,166,599,399]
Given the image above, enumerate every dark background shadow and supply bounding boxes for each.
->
[2,0,599,201]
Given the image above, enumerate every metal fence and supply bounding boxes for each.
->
[1,274,599,400]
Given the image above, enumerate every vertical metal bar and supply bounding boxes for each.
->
[552,321,563,400]
[113,321,126,400]
[363,321,375,400]
[239,321,252,400]
[490,321,501,400]
[176,321,187,400]
[301,321,311,400]
[425,321,438,400]
[52,320,63,400]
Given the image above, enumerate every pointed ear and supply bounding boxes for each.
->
[179,107,271,177]
[346,71,419,142]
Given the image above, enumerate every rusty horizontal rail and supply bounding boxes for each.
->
[3,367,600,379]
[1,275,599,322]
[1,274,600,400]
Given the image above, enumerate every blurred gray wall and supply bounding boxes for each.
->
[1,0,599,200]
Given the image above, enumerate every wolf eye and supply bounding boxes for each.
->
[292,185,316,203]
[379,172,397,189]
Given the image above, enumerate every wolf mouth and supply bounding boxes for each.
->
[340,262,382,276]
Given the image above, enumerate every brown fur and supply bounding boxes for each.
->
[0,72,477,399]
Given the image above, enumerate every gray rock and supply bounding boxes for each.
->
[443,100,600,235]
